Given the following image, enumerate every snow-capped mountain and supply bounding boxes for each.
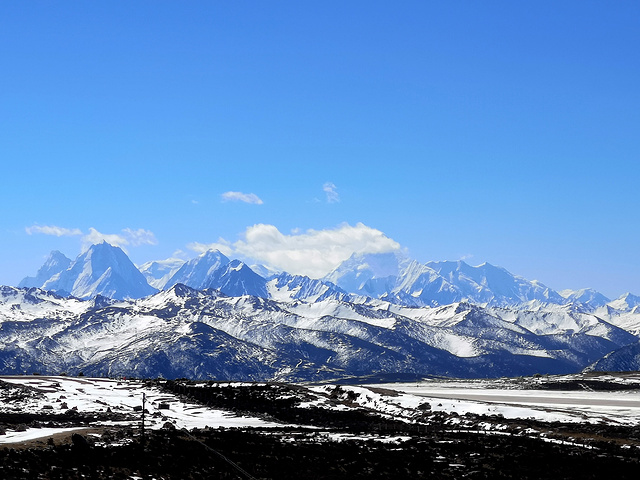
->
[160,251,268,297]
[18,251,71,289]
[36,242,157,300]
[249,263,281,279]
[585,340,640,373]
[138,257,186,289]
[324,251,410,298]
[0,285,89,321]
[266,273,349,302]
[592,294,640,337]
[381,259,462,307]
[1,284,637,380]
[163,249,230,290]
[559,288,611,309]
[202,259,269,298]
[20,245,640,316]
[326,253,566,308]
[424,260,565,306]
[608,293,640,312]
[9,243,640,380]
[23,246,349,303]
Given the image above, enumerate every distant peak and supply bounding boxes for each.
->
[616,292,640,304]
[170,283,198,297]
[86,241,117,252]
[202,248,225,255]
[46,250,72,264]
[198,249,230,262]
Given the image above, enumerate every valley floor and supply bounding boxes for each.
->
[1,373,640,479]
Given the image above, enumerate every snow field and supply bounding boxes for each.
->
[0,376,282,444]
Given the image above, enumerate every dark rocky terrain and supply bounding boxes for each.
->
[1,378,640,479]
[3,425,640,479]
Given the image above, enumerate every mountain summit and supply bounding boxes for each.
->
[39,242,157,300]
[19,250,71,289]
[19,246,639,313]
[164,249,230,290]
[326,253,566,307]
[324,251,410,298]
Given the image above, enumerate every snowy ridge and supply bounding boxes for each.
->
[607,293,640,312]
[9,243,640,379]
[1,284,639,380]
[18,251,71,289]
[586,341,640,372]
[324,253,611,309]
[19,245,640,314]
[266,273,349,303]
[163,249,230,290]
[38,242,157,300]
[559,288,611,308]
[138,257,186,289]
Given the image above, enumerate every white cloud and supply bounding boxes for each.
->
[25,225,83,237]
[25,224,157,251]
[171,249,189,259]
[82,228,130,251]
[323,182,340,203]
[231,223,400,278]
[221,191,264,205]
[187,238,234,257]
[81,227,158,252]
[122,228,158,247]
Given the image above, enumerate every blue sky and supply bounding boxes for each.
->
[2,1,639,298]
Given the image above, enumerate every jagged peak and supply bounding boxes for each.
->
[169,282,199,297]
[198,248,230,261]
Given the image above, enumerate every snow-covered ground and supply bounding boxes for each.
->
[2,374,640,446]
[1,427,90,444]
[362,376,640,425]
[0,375,281,444]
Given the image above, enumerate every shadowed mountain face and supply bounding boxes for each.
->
[10,245,640,380]
[0,284,637,380]
[586,340,640,372]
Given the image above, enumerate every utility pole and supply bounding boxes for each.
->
[141,392,146,444]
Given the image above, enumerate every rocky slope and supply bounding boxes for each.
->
[1,284,637,380]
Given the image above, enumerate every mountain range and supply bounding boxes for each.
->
[18,243,635,310]
[3,241,640,379]
[1,282,638,380]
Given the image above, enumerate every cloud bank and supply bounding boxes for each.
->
[190,223,400,278]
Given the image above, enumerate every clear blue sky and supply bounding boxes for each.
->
[2,1,639,298]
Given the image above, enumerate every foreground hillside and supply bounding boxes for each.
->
[1,374,640,479]
[2,285,639,380]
